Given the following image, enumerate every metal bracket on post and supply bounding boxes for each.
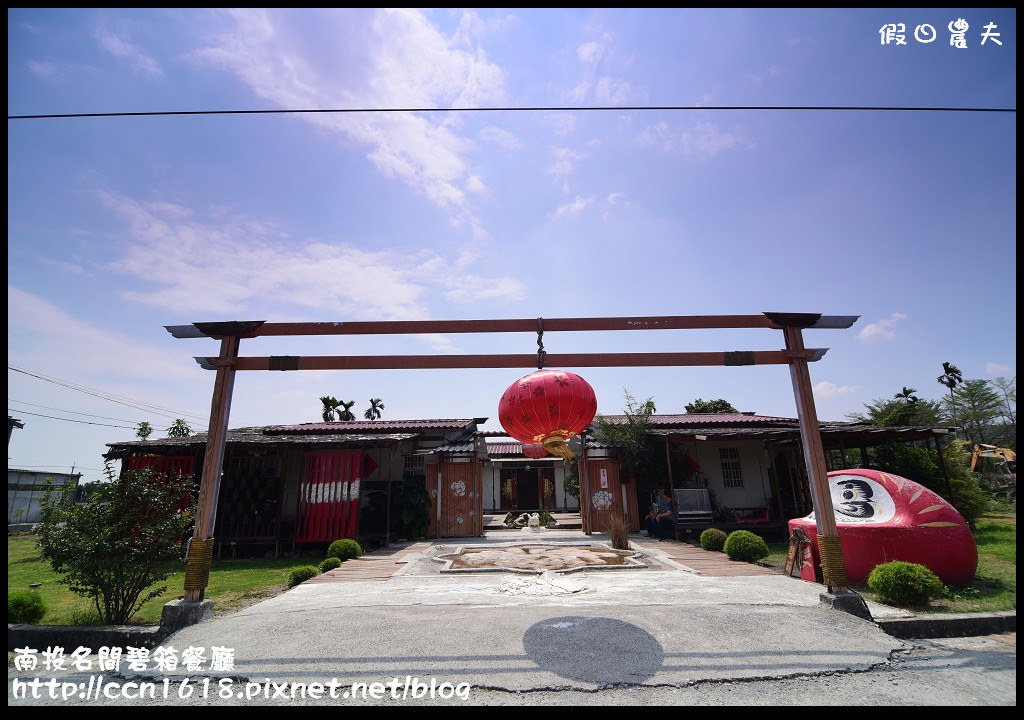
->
[536,317,546,369]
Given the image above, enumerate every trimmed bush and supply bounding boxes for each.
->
[723,530,769,563]
[327,539,364,561]
[9,591,47,624]
[318,557,342,573]
[867,561,944,607]
[287,566,320,588]
[699,528,728,552]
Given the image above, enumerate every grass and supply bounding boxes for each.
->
[7,535,295,625]
[757,507,1016,614]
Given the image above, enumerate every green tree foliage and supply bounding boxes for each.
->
[846,396,946,427]
[937,362,964,434]
[338,400,357,421]
[37,468,193,624]
[948,379,1004,445]
[135,421,153,441]
[562,460,580,500]
[320,396,341,422]
[166,418,193,438]
[364,398,385,420]
[684,398,738,413]
[594,391,660,490]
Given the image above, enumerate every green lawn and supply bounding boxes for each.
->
[8,535,294,625]
[758,509,1016,613]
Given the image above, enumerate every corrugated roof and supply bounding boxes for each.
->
[266,419,478,434]
[106,428,418,454]
[597,413,797,427]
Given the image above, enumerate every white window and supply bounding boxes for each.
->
[719,447,744,488]
[404,454,425,474]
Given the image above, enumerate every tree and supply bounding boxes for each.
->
[167,418,193,438]
[846,395,945,427]
[684,398,738,414]
[949,379,1003,445]
[364,398,385,421]
[37,467,194,624]
[937,362,963,436]
[136,421,153,441]
[338,400,356,421]
[893,387,919,404]
[991,376,1016,426]
[594,391,659,489]
[320,396,341,422]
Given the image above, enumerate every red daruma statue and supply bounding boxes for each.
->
[788,468,977,587]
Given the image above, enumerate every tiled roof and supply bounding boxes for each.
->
[106,427,418,453]
[265,419,478,435]
[596,413,797,427]
[486,441,525,456]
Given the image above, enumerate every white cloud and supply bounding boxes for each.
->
[814,381,864,398]
[554,195,594,218]
[542,112,577,138]
[578,41,604,66]
[26,60,68,81]
[606,192,626,206]
[548,147,587,177]
[856,312,908,343]
[985,362,1011,375]
[94,27,163,77]
[637,121,747,160]
[102,191,525,318]
[479,126,521,150]
[7,286,194,381]
[595,76,643,105]
[194,8,506,240]
[464,175,488,195]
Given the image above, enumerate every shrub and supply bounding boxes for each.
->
[287,566,320,588]
[327,539,363,561]
[867,561,944,607]
[606,515,631,550]
[9,591,47,624]
[318,557,342,573]
[37,467,194,624]
[699,528,728,552]
[723,530,769,562]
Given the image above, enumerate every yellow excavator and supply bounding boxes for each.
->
[971,444,1016,499]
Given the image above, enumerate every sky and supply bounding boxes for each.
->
[7,8,1017,485]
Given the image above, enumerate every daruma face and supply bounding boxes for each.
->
[791,468,977,587]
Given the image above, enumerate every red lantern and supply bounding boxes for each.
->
[498,369,598,459]
[521,443,550,459]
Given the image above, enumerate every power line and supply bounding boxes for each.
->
[7,104,1016,121]
[9,399,155,425]
[7,409,137,429]
[8,365,208,422]
[9,464,104,471]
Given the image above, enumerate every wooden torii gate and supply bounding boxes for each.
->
[167,312,868,615]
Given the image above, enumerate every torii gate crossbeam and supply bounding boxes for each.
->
[165,312,867,616]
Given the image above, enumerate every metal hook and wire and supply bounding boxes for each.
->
[536,317,546,369]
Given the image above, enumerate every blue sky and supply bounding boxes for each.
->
[7,9,1016,484]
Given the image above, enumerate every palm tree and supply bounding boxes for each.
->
[894,387,919,404]
[320,396,341,422]
[364,398,385,421]
[338,400,356,421]
[937,362,963,436]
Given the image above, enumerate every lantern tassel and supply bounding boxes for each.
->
[543,436,574,461]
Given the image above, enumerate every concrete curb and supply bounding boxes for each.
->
[8,623,166,651]
[875,611,1016,639]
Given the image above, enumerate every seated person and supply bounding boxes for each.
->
[645,488,675,540]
